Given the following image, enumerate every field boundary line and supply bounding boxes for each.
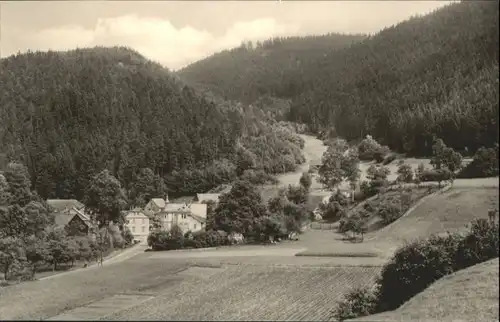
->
[366,184,452,242]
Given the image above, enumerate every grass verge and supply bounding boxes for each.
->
[295,251,379,258]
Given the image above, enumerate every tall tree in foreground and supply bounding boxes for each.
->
[213,180,267,235]
[83,169,127,228]
[319,144,360,197]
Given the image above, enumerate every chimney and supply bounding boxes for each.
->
[165,192,169,204]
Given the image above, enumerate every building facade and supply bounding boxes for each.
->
[124,209,150,244]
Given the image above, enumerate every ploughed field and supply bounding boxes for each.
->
[0,252,381,321]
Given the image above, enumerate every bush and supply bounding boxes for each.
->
[455,218,499,270]
[458,145,499,178]
[359,181,377,199]
[377,200,402,225]
[332,286,379,321]
[377,217,499,312]
[147,225,184,251]
[381,153,398,165]
[333,216,499,320]
[358,135,390,161]
[376,233,464,312]
[419,169,452,184]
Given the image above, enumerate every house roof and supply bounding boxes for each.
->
[150,198,166,208]
[189,213,206,223]
[164,203,191,213]
[124,209,148,218]
[70,207,95,228]
[47,199,84,212]
[196,193,221,203]
[53,210,73,227]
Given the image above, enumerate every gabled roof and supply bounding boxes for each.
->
[161,203,191,213]
[54,211,73,227]
[149,198,166,208]
[47,199,84,212]
[196,193,221,203]
[188,213,206,223]
[69,207,95,229]
[124,209,148,218]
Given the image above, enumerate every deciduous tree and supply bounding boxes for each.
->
[213,180,267,235]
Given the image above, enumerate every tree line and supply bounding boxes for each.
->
[0,162,134,281]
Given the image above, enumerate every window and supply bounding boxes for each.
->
[132,218,135,224]
[142,226,145,232]
[132,226,135,233]
[194,224,197,230]
[182,214,186,219]
[141,218,145,224]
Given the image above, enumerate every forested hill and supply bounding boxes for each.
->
[179,1,498,157]
[0,47,305,200]
[177,33,366,104]
[289,0,499,156]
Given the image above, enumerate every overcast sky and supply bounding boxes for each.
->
[0,1,455,70]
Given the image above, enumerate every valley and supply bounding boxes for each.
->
[0,1,498,321]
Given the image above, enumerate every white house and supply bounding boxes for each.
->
[144,198,167,216]
[190,203,207,219]
[148,198,207,234]
[124,208,150,244]
[160,203,206,233]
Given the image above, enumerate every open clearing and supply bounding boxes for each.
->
[368,178,499,244]
[351,258,499,322]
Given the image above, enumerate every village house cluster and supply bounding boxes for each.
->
[47,193,222,245]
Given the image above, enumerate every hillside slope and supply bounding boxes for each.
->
[0,47,304,199]
[179,1,498,157]
[177,33,366,104]
[289,1,499,156]
[351,258,499,322]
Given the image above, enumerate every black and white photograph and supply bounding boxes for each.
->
[0,0,498,320]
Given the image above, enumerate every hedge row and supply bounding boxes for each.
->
[333,216,499,321]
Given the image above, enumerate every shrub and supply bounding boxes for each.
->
[360,180,377,197]
[377,200,402,225]
[381,153,398,165]
[376,233,463,311]
[353,189,367,202]
[332,286,379,321]
[240,169,278,185]
[396,163,414,183]
[458,145,499,178]
[321,191,350,222]
[147,225,184,251]
[335,216,499,320]
[454,218,499,270]
[373,150,386,163]
[358,135,389,161]
[377,217,499,312]
[419,169,452,185]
